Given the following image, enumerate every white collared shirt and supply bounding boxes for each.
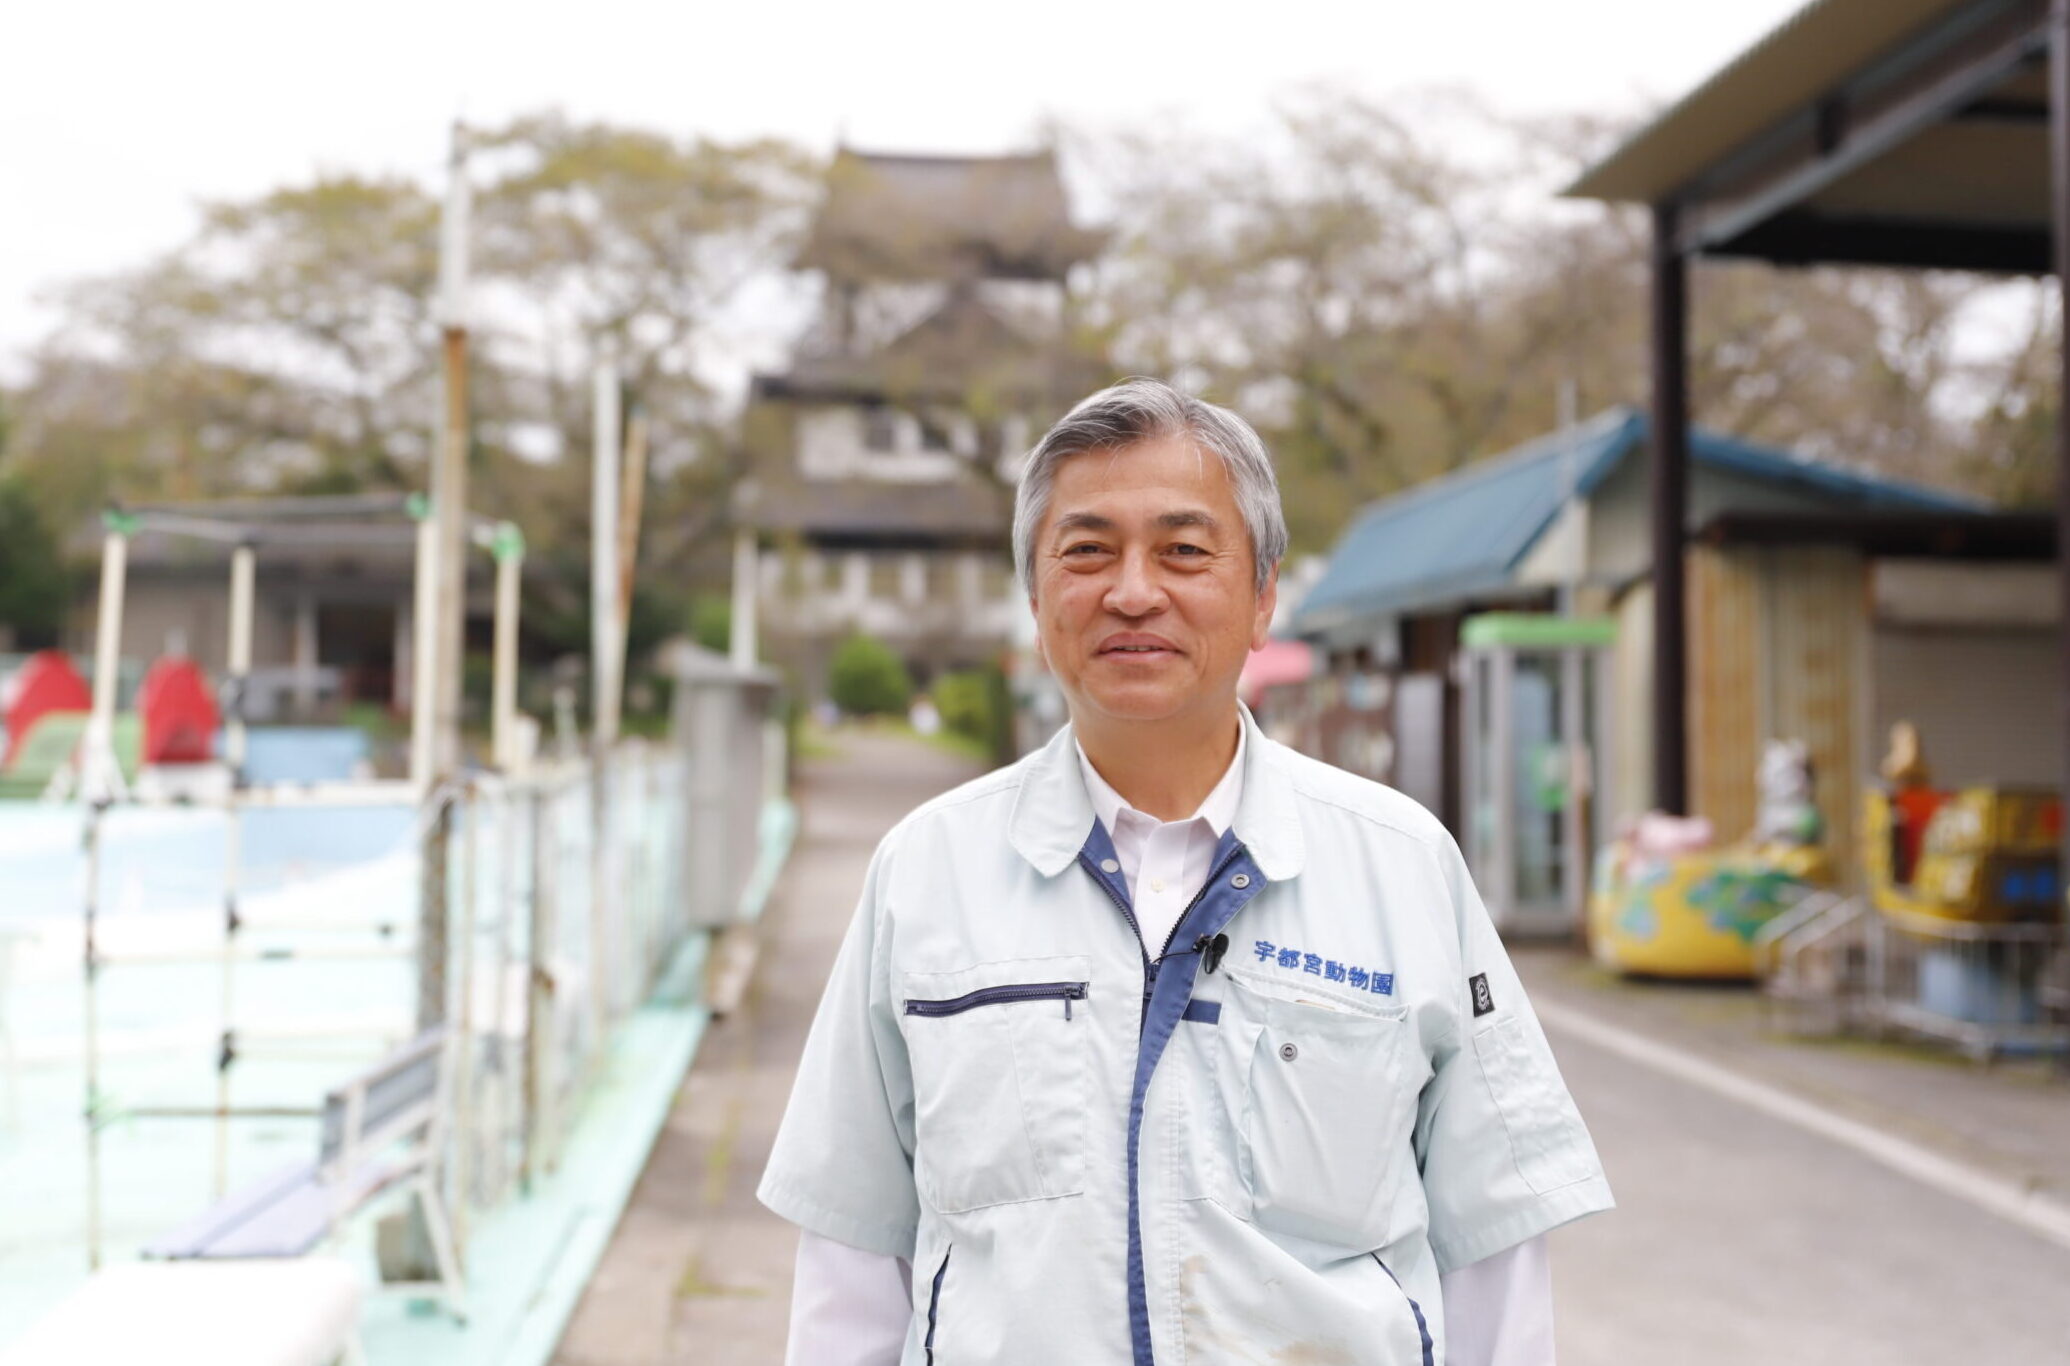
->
[1075,722,1247,958]
[785,716,1560,1366]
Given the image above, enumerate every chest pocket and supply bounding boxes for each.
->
[1214,966,1417,1249]
[900,956,1092,1213]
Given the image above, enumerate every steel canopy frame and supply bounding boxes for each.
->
[1627,0,2070,914]
[1673,0,2049,260]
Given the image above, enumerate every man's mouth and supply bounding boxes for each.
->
[1098,635,1180,656]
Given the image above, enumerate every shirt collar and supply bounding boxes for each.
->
[1009,701,1305,881]
[1075,721,1246,838]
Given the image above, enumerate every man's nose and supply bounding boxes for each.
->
[1103,549,1168,617]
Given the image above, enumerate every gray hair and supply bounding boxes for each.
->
[1012,377,1289,597]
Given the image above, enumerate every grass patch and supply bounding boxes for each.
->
[794,721,843,760]
[915,725,993,764]
[674,1252,769,1300]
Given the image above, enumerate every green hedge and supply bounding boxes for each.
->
[933,665,1010,761]
[829,634,913,716]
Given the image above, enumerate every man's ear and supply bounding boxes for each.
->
[1250,566,1280,652]
[1029,596,1049,667]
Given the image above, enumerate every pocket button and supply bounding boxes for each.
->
[1279,1042,1298,1062]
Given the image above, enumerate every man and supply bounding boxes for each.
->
[760,379,1613,1364]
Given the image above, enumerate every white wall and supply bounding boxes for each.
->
[795,404,967,483]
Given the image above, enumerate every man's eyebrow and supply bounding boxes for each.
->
[1157,510,1221,532]
[1051,511,1116,536]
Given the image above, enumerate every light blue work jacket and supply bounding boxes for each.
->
[759,709,1613,1365]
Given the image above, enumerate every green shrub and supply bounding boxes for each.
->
[933,667,1008,757]
[689,595,732,655]
[828,634,913,716]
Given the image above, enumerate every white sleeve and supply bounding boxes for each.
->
[786,1229,913,1366]
[1438,1235,1554,1366]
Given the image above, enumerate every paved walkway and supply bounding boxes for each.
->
[555,730,984,1366]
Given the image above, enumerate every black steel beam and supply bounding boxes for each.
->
[1649,204,1690,818]
[1696,510,2056,558]
[2050,0,2070,922]
[1678,0,2048,255]
[1711,213,2053,274]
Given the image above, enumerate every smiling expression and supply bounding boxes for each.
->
[1031,435,1277,729]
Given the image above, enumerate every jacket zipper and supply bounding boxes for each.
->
[1080,841,1246,1034]
[925,1246,951,1364]
[904,981,1089,1020]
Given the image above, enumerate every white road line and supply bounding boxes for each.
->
[1535,998,2070,1255]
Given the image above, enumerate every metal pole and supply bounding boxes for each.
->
[591,362,623,746]
[420,123,472,1032]
[618,406,648,660]
[487,782,519,1204]
[522,785,555,1187]
[589,363,621,1042]
[408,498,438,790]
[731,529,759,669]
[2050,0,2070,923]
[82,514,131,1269]
[451,783,477,1267]
[1649,202,1691,816]
[435,123,473,780]
[85,520,130,795]
[491,524,525,772]
[215,541,255,1197]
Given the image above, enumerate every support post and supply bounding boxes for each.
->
[591,362,623,746]
[1649,202,1691,817]
[215,542,255,1196]
[85,520,130,795]
[491,524,525,771]
[420,123,472,1032]
[81,513,132,1269]
[292,589,318,716]
[731,529,758,669]
[2050,0,2070,920]
[408,499,438,789]
[589,361,622,1040]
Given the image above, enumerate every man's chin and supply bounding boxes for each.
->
[1077,685,1194,725]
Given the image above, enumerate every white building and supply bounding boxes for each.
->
[739,147,1106,696]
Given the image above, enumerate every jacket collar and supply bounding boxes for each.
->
[1008,702,1306,883]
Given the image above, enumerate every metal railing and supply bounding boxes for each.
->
[1760,897,2069,1065]
[1863,909,2068,1063]
[1755,891,1869,1038]
[3,657,787,1284]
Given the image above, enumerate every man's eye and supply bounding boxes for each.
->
[1064,542,1107,555]
[1168,543,1207,556]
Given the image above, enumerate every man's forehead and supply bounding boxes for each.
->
[1046,438,1238,509]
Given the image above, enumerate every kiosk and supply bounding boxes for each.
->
[1458,613,1615,935]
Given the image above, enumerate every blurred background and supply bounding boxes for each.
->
[0,2,2066,1363]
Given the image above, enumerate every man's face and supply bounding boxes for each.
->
[1031,435,1277,730]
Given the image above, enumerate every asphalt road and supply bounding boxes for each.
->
[1545,1017,2070,1364]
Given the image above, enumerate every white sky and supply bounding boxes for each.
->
[0,0,1808,379]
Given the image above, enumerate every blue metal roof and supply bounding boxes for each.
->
[1292,406,1982,635]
